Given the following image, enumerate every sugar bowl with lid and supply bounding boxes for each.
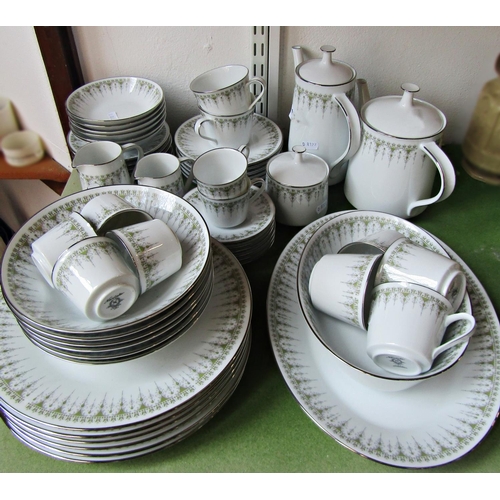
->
[266,145,329,226]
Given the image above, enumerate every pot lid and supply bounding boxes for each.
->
[296,45,355,86]
[362,83,446,138]
[267,146,329,187]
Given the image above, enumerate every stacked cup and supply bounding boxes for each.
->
[192,146,265,228]
[308,230,476,377]
[190,65,266,148]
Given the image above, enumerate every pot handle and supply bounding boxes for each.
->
[332,93,362,168]
[407,142,456,217]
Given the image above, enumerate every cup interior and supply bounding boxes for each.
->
[193,149,247,185]
[190,65,248,93]
[73,141,122,165]
[134,153,179,178]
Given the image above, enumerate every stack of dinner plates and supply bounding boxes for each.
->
[184,187,276,265]
[0,240,253,462]
[174,114,283,181]
[0,186,212,364]
[65,77,173,169]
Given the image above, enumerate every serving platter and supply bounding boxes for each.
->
[267,211,500,468]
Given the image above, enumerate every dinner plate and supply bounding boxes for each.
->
[1,186,211,335]
[267,211,500,468]
[0,241,252,438]
[174,114,283,166]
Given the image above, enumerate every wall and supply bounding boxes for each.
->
[72,26,500,144]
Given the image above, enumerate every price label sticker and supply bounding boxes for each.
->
[108,111,119,119]
[302,141,319,150]
[316,199,328,214]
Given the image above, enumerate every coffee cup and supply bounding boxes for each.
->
[367,282,476,376]
[52,236,141,322]
[106,219,183,294]
[72,140,142,189]
[190,64,266,116]
[194,107,254,148]
[308,253,383,330]
[374,238,466,312]
[198,178,265,228]
[80,193,153,235]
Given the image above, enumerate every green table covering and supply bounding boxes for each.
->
[1,144,499,473]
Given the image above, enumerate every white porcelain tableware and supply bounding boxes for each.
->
[80,193,153,235]
[266,145,329,226]
[367,282,476,376]
[308,253,382,330]
[0,96,19,141]
[194,107,254,148]
[288,45,362,185]
[338,229,405,255]
[0,130,45,167]
[30,212,97,286]
[192,145,249,199]
[198,178,265,228]
[52,236,141,322]
[344,83,456,219]
[375,237,467,311]
[72,140,142,189]
[190,64,266,116]
[133,152,191,196]
[106,219,182,295]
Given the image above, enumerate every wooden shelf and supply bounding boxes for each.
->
[0,154,70,195]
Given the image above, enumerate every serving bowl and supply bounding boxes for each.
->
[297,210,473,391]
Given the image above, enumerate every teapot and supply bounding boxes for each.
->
[344,83,456,219]
[288,45,362,185]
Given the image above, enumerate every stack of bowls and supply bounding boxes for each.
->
[66,77,173,171]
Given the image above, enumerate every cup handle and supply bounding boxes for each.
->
[407,141,457,217]
[237,144,250,158]
[331,93,362,169]
[194,117,218,144]
[246,77,266,110]
[432,312,476,359]
[122,143,144,163]
[248,178,265,204]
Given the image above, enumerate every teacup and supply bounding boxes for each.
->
[106,219,183,294]
[367,282,476,376]
[198,178,265,228]
[72,141,142,189]
[308,253,383,330]
[80,193,153,235]
[133,153,191,196]
[52,236,141,322]
[192,145,249,200]
[190,64,266,116]
[194,107,254,148]
[374,238,467,312]
[31,212,97,286]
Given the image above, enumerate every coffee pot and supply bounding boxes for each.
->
[288,45,362,185]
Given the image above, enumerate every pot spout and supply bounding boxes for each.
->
[356,78,371,111]
[292,45,304,69]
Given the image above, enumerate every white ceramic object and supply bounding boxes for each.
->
[367,282,476,376]
[0,130,44,167]
[309,253,382,330]
[192,145,249,199]
[0,96,20,141]
[190,65,266,116]
[106,219,182,294]
[52,236,140,322]
[266,145,329,226]
[194,107,254,148]
[198,178,265,228]
[344,83,456,219]
[375,237,467,311]
[30,212,97,286]
[72,140,142,189]
[66,77,164,125]
[133,153,191,196]
[80,193,153,235]
[338,229,405,255]
[288,45,362,185]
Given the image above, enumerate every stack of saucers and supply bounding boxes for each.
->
[65,77,173,171]
[0,240,253,463]
[174,113,283,181]
[184,187,276,265]
[0,186,212,364]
